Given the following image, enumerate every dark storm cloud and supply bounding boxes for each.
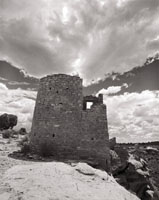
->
[0,0,159,83]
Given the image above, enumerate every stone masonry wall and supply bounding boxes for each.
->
[30,74,110,170]
[81,104,110,170]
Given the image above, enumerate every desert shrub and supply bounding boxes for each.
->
[19,135,30,154]
[2,130,12,138]
[19,128,27,135]
[21,142,30,155]
[18,135,29,146]
[11,130,18,135]
[114,146,129,163]
[39,142,53,157]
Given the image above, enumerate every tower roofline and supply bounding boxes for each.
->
[40,73,81,81]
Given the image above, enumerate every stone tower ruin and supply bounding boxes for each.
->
[30,74,110,170]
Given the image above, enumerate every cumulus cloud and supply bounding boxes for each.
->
[97,86,122,95]
[0,0,159,83]
[0,83,36,130]
[104,90,159,143]
[0,82,8,90]
[97,83,128,95]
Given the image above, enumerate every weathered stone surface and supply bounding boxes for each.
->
[30,74,110,170]
[0,162,140,200]
[112,150,159,200]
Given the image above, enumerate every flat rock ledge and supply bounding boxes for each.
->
[0,162,139,200]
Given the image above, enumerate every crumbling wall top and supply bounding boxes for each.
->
[40,74,82,82]
[83,94,104,110]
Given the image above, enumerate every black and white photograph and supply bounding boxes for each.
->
[0,0,159,199]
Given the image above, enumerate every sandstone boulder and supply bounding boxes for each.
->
[0,113,17,130]
[113,154,159,200]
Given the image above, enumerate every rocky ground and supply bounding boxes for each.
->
[0,162,140,200]
[120,143,159,192]
[0,134,159,200]
[0,134,140,200]
[0,135,37,198]
[111,143,159,200]
[134,145,159,193]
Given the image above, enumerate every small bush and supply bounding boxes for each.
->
[2,130,11,138]
[114,146,129,163]
[18,135,29,146]
[19,135,30,155]
[11,130,18,136]
[21,142,30,155]
[39,142,53,157]
[1,129,18,138]
[19,128,27,135]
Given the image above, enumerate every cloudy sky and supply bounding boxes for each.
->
[0,0,159,142]
[104,89,159,143]
[0,0,159,82]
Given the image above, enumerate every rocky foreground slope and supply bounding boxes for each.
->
[0,162,139,200]
[110,140,159,200]
[1,134,159,200]
[0,135,140,200]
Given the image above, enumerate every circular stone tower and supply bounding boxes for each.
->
[30,74,83,157]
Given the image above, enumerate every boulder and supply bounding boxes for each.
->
[113,154,159,200]
[0,113,17,130]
